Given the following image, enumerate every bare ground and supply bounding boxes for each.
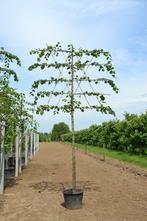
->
[0,142,147,221]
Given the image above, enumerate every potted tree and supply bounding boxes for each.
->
[0,47,21,193]
[29,43,118,209]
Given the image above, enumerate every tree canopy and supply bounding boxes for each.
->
[29,43,118,116]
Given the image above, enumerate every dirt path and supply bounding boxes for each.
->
[0,142,147,221]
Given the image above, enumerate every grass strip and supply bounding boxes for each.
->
[65,142,147,169]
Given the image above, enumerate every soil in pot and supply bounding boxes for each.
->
[63,188,84,209]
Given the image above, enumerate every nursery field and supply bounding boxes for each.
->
[0,142,147,221]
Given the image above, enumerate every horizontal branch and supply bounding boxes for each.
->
[33,91,109,99]
[0,67,19,82]
[29,44,112,59]
[31,77,118,93]
[28,61,114,71]
[0,48,21,66]
[36,104,115,116]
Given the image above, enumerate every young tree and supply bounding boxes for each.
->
[29,43,118,194]
[0,47,21,124]
[0,48,21,193]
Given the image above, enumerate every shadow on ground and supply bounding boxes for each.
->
[5,177,19,189]
[30,180,101,193]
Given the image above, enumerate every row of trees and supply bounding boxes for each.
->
[61,112,147,155]
[0,47,37,154]
[1,43,118,195]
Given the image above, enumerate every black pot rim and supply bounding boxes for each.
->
[63,188,83,195]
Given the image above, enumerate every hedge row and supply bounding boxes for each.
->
[61,112,147,154]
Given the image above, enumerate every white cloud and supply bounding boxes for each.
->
[49,0,140,19]
[133,32,147,50]
[1,0,147,131]
[129,97,147,103]
[0,0,141,49]
[0,1,83,51]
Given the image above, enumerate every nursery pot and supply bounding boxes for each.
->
[63,188,83,209]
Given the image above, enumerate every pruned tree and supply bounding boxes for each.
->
[29,42,118,192]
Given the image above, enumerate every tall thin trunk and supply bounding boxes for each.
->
[71,46,76,192]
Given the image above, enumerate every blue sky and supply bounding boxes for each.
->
[1,0,147,132]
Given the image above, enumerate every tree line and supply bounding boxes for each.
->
[61,112,147,155]
[0,48,36,153]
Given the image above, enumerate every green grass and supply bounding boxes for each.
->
[66,142,147,169]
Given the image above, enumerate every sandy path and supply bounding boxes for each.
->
[0,142,147,221]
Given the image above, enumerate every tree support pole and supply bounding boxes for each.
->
[0,122,5,194]
[19,132,22,174]
[25,130,28,166]
[37,133,39,152]
[30,131,33,160]
[15,127,19,177]
[33,133,36,156]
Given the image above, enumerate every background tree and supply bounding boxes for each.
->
[51,122,70,141]
[39,132,51,142]
[0,48,21,151]
[61,111,147,155]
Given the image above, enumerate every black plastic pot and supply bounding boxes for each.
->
[63,188,83,209]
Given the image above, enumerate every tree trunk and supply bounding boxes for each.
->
[71,46,76,192]
[71,110,76,191]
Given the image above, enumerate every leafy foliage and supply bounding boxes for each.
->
[29,42,118,116]
[0,48,36,153]
[0,47,21,82]
[61,112,147,155]
[39,132,51,142]
[51,122,70,141]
